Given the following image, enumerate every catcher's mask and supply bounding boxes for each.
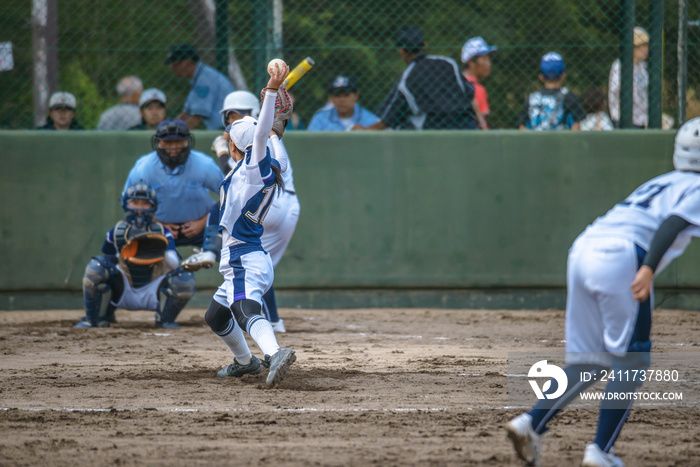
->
[121,181,157,228]
[151,118,195,170]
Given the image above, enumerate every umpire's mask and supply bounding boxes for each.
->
[152,119,195,170]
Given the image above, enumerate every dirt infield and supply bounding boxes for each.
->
[1,307,699,466]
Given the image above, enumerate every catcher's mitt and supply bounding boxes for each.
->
[260,86,293,138]
[120,232,169,265]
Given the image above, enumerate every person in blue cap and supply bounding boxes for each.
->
[519,52,585,131]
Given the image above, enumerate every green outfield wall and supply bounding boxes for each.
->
[3,130,698,310]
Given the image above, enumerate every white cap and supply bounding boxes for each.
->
[49,92,77,109]
[226,116,258,152]
[139,88,167,108]
[461,37,497,64]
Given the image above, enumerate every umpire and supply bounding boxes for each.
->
[354,27,479,131]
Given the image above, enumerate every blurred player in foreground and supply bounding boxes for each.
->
[201,90,300,332]
[203,62,296,388]
[75,183,194,329]
[506,118,700,466]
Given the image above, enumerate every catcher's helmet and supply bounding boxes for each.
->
[151,118,194,169]
[220,91,260,126]
[674,118,700,172]
[121,181,157,228]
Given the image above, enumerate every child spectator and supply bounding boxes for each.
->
[461,37,497,128]
[519,52,585,131]
[36,92,84,130]
[130,88,167,130]
[580,88,614,131]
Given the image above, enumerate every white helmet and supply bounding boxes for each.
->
[673,117,700,172]
[220,91,260,126]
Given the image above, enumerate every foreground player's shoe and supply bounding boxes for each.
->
[505,413,542,467]
[180,250,217,272]
[217,356,263,378]
[265,348,296,388]
[270,319,286,333]
[581,443,624,467]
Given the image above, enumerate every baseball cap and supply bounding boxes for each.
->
[164,43,199,64]
[226,116,258,151]
[395,27,424,50]
[328,75,358,94]
[634,27,649,46]
[139,88,167,108]
[48,92,77,110]
[461,37,497,63]
[540,52,566,80]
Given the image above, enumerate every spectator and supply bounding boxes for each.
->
[285,90,305,131]
[165,43,235,130]
[37,92,84,130]
[355,27,479,130]
[608,27,649,129]
[307,75,379,131]
[579,88,614,131]
[461,37,497,128]
[129,88,167,130]
[97,76,143,130]
[519,52,585,131]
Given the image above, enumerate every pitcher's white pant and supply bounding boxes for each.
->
[564,235,649,368]
[214,245,273,308]
[261,192,300,267]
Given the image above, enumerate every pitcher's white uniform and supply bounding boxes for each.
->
[228,138,299,267]
[567,170,700,367]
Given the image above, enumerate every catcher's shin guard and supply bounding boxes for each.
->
[82,257,119,327]
[157,269,195,325]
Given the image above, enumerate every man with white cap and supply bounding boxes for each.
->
[37,92,84,130]
[129,88,167,130]
[608,27,650,129]
[461,37,497,128]
[98,75,144,130]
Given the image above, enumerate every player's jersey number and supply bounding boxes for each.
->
[619,183,670,210]
[245,186,275,224]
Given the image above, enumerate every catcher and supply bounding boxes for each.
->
[74,182,195,329]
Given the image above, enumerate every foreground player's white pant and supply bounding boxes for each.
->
[565,235,645,368]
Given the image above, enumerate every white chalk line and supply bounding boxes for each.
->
[1,406,459,414]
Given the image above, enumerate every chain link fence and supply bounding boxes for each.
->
[1,0,698,130]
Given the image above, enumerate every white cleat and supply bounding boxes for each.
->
[181,250,216,272]
[581,443,624,467]
[270,319,286,333]
[505,413,542,467]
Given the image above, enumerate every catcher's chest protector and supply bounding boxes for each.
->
[114,221,170,288]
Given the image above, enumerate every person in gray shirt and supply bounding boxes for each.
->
[98,75,143,130]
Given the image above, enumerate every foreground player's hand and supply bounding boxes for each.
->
[266,63,289,91]
[631,265,654,302]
